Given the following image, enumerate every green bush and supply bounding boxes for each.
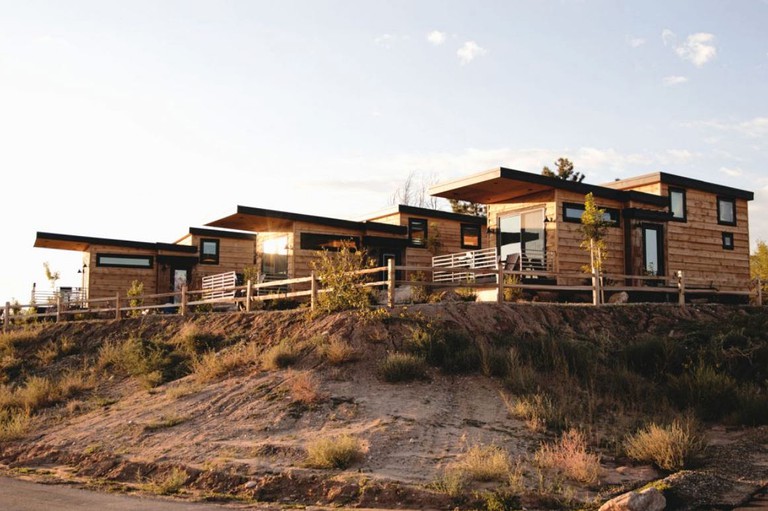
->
[378,353,429,382]
[407,325,480,374]
[311,247,375,314]
[668,364,739,421]
[262,339,300,370]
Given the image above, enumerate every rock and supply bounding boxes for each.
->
[608,291,629,304]
[243,480,258,489]
[599,487,666,511]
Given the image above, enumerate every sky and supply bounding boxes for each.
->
[1,0,767,301]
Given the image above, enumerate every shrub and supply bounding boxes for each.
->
[455,287,477,302]
[96,336,174,389]
[668,364,738,421]
[143,414,188,431]
[378,353,429,383]
[0,408,30,441]
[172,323,221,356]
[503,274,523,302]
[288,371,323,405]
[126,280,144,318]
[305,434,364,469]
[17,376,59,410]
[318,338,357,366]
[535,429,601,484]
[453,444,512,482]
[311,247,375,314]
[505,393,556,432]
[262,339,300,370]
[624,417,705,471]
[407,325,479,374]
[145,467,188,495]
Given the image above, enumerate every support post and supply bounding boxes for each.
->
[677,270,685,307]
[56,295,62,323]
[245,279,253,312]
[310,272,318,310]
[115,293,121,320]
[497,264,504,304]
[4,302,9,333]
[758,277,763,306]
[180,285,188,316]
[387,258,396,308]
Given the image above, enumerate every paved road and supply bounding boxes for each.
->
[0,477,247,511]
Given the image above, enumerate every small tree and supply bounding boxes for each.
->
[580,193,611,304]
[43,262,60,291]
[542,157,584,183]
[390,171,442,209]
[750,240,768,304]
[127,280,144,318]
[311,247,374,314]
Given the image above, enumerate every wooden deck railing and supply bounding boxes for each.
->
[1,263,760,332]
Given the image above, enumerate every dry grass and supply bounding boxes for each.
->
[624,417,706,471]
[535,429,601,484]
[143,414,188,432]
[378,352,429,382]
[0,408,31,441]
[452,444,513,482]
[287,371,323,405]
[503,392,555,432]
[16,376,59,410]
[143,467,188,495]
[319,338,357,366]
[262,340,300,370]
[305,434,365,469]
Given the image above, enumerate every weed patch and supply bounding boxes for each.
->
[378,353,429,383]
[624,417,705,471]
[305,434,364,469]
[535,429,601,484]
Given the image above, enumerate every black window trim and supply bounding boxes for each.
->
[722,232,734,250]
[460,223,482,249]
[96,253,154,269]
[199,238,220,265]
[562,202,620,227]
[717,197,737,226]
[668,187,687,222]
[408,218,429,248]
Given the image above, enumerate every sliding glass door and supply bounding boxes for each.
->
[498,209,545,269]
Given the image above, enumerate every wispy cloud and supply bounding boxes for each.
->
[427,30,446,46]
[457,41,487,65]
[628,37,646,48]
[663,75,688,86]
[683,116,768,138]
[662,29,717,67]
[720,166,743,177]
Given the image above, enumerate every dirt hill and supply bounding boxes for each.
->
[1,303,767,510]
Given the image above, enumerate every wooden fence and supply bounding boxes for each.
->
[1,261,760,332]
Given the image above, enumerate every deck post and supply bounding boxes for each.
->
[180,285,188,316]
[677,270,686,307]
[3,302,9,333]
[245,279,253,312]
[497,265,504,304]
[310,272,318,310]
[387,258,396,308]
[56,295,62,323]
[115,293,121,320]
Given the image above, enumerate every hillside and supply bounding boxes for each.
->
[1,303,768,510]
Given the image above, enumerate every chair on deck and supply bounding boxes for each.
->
[502,253,521,271]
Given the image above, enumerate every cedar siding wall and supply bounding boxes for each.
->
[190,235,256,287]
[291,222,368,279]
[85,246,157,300]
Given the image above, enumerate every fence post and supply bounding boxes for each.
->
[115,293,121,320]
[3,302,9,333]
[387,258,396,308]
[310,272,318,310]
[677,270,686,307]
[497,264,504,304]
[245,279,253,312]
[180,285,188,316]
[56,295,62,323]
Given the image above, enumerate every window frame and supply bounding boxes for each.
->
[408,218,428,248]
[199,238,220,265]
[562,202,620,227]
[668,187,687,222]
[300,233,360,252]
[717,197,737,226]
[96,253,154,269]
[722,232,734,250]
[460,223,482,250]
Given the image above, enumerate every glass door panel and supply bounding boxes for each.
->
[642,225,664,276]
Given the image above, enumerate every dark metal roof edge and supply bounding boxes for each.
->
[188,227,257,240]
[234,206,406,234]
[36,232,196,253]
[395,205,486,224]
[659,172,754,200]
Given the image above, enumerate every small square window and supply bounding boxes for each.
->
[669,188,686,222]
[717,197,736,226]
[200,238,220,264]
[409,218,428,247]
[722,232,734,250]
[460,224,481,249]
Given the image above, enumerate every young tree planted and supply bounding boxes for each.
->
[580,193,611,304]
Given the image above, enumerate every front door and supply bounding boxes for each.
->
[172,268,189,303]
[642,224,664,276]
[498,209,545,269]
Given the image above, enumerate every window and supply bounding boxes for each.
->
[562,203,620,226]
[300,233,359,252]
[409,218,428,247]
[261,235,288,276]
[722,232,734,250]
[669,188,687,222]
[96,254,153,269]
[717,197,736,225]
[460,224,481,249]
[199,238,220,264]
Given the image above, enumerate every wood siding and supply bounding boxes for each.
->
[85,245,157,300]
[189,236,256,288]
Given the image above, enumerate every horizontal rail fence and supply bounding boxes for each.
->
[1,265,759,332]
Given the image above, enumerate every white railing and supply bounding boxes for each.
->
[202,271,238,301]
[432,247,498,283]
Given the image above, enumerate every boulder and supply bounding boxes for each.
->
[608,291,629,304]
[599,487,666,511]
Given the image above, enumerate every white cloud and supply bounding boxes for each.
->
[628,37,646,48]
[457,41,487,65]
[663,75,688,86]
[427,30,446,46]
[661,149,697,164]
[683,116,768,138]
[720,166,743,177]
[676,33,717,67]
[662,29,676,47]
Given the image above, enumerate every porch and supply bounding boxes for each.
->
[432,247,555,283]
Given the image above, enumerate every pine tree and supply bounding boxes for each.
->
[542,157,584,183]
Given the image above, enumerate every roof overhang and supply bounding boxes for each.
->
[430,167,668,207]
[34,232,197,254]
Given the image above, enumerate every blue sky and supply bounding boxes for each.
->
[1,0,766,301]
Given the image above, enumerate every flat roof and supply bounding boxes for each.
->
[364,204,486,224]
[604,172,753,201]
[206,205,407,235]
[35,232,198,253]
[429,167,669,207]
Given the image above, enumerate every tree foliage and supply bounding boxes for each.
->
[43,262,60,290]
[750,240,768,303]
[542,157,584,183]
[449,199,486,217]
[311,247,374,314]
[580,193,611,274]
[390,171,441,209]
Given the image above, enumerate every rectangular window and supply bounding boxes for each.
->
[460,224,481,249]
[717,197,736,225]
[669,188,687,222]
[199,238,220,265]
[261,235,288,276]
[409,218,428,247]
[562,202,620,226]
[96,254,153,269]
[300,233,359,251]
[722,232,734,250]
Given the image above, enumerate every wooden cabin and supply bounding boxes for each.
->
[430,167,753,294]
